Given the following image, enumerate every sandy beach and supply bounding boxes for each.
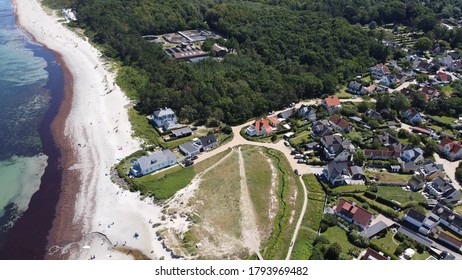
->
[13,0,173,259]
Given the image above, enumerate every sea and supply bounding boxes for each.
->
[0,0,65,258]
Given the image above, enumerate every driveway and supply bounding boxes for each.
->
[434,153,461,190]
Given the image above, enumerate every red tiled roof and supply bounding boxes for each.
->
[329,114,350,129]
[336,198,373,228]
[435,72,451,82]
[411,127,432,135]
[364,149,399,158]
[268,116,280,125]
[324,96,340,107]
[440,137,453,147]
[452,143,462,155]
[362,248,388,260]
[438,232,462,248]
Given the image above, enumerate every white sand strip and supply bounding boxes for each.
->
[13,0,170,259]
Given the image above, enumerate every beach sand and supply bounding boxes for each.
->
[13,0,173,260]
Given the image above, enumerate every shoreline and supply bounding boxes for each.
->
[11,0,171,260]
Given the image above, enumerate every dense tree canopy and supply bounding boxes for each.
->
[43,0,462,124]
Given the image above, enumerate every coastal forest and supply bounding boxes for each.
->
[45,0,462,124]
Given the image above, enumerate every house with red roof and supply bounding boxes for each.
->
[246,118,273,137]
[370,63,391,78]
[420,85,440,101]
[435,72,453,84]
[364,149,400,160]
[329,114,351,134]
[439,137,462,160]
[322,96,342,115]
[335,198,373,230]
[267,116,281,127]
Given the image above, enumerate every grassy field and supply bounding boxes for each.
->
[128,108,161,146]
[376,186,426,204]
[291,175,326,259]
[242,146,274,241]
[335,87,353,99]
[135,165,195,200]
[290,130,310,146]
[428,115,457,126]
[366,170,413,183]
[370,230,399,254]
[262,149,304,260]
[191,152,242,239]
[323,226,359,254]
[331,185,368,193]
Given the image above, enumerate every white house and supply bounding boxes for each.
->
[130,150,177,177]
[152,107,178,131]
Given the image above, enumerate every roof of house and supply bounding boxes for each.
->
[312,120,332,137]
[278,109,294,120]
[439,137,462,156]
[329,115,350,130]
[421,161,444,175]
[255,118,272,134]
[371,63,390,74]
[360,221,388,239]
[405,209,427,223]
[435,72,451,82]
[153,107,175,118]
[326,162,350,180]
[199,134,217,147]
[432,204,462,231]
[136,150,176,171]
[172,127,192,137]
[349,165,365,176]
[438,232,462,249]
[323,96,340,107]
[348,80,363,90]
[179,141,200,154]
[408,175,424,189]
[411,126,432,135]
[362,248,388,260]
[364,109,381,120]
[268,116,281,125]
[336,198,373,228]
[364,149,400,158]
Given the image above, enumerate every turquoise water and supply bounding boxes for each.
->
[0,0,51,236]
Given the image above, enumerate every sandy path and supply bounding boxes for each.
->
[237,147,263,259]
[434,153,461,190]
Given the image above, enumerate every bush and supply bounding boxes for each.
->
[347,230,370,248]
[222,125,232,135]
[394,244,407,256]
[322,214,338,227]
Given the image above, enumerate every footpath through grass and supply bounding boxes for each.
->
[262,148,304,260]
[291,174,326,260]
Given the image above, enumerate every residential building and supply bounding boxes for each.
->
[363,109,381,121]
[407,175,425,191]
[430,204,462,237]
[439,137,462,160]
[404,209,427,228]
[425,177,461,204]
[361,248,388,260]
[347,81,366,95]
[152,107,179,131]
[438,56,454,67]
[321,134,355,162]
[199,134,217,151]
[364,149,400,160]
[435,72,453,84]
[323,162,365,187]
[419,161,445,181]
[212,43,228,57]
[298,105,316,122]
[246,118,273,137]
[311,120,332,138]
[370,63,390,78]
[400,146,424,164]
[329,114,351,134]
[268,116,281,127]
[130,150,177,177]
[277,109,294,121]
[402,108,423,124]
[420,85,440,101]
[322,96,342,115]
[179,141,201,157]
[171,127,192,138]
[335,198,373,229]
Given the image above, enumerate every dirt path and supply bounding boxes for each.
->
[285,175,307,260]
[237,147,263,259]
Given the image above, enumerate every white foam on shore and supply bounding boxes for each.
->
[13,0,171,259]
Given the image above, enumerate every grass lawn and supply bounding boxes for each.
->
[290,130,310,146]
[128,108,161,146]
[192,152,242,239]
[323,226,359,254]
[242,146,274,241]
[441,85,453,94]
[366,170,413,183]
[428,115,457,126]
[135,166,195,200]
[194,149,232,174]
[376,186,426,204]
[263,149,304,260]
[371,230,399,254]
[335,87,353,99]
[332,185,368,194]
